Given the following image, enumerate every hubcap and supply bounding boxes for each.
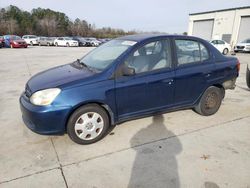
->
[74,112,104,140]
[205,92,218,109]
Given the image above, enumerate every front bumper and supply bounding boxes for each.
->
[13,43,28,48]
[19,93,71,135]
[234,46,250,52]
[70,43,78,47]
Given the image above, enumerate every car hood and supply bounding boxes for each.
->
[236,43,250,46]
[27,63,95,93]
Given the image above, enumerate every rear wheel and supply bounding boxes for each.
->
[194,86,223,116]
[223,48,229,55]
[67,104,110,144]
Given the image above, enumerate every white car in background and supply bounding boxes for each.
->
[210,40,231,55]
[22,35,39,46]
[54,37,78,47]
[234,39,250,53]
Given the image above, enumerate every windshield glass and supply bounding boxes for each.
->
[64,37,72,40]
[80,39,137,71]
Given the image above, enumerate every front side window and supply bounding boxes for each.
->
[125,39,172,74]
[175,39,209,66]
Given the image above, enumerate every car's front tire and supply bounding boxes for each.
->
[67,104,110,144]
[194,86,223,116]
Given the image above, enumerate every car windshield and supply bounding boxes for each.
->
[80,39,137,71]
[64,37,72,40]
[241,39,250,43]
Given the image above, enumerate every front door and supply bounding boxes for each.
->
[115,38,175,119]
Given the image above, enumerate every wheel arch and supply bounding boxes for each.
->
[65,101,115,132]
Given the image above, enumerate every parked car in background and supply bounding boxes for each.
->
[86,37,101,46]
[98,38,111,44]
[38,37,55,46]
[210,40,231,55]
[71,36,87,46]
[22,35,38,46]
[20,34,239,144]
[54,37,78,47]
[234,39,250,53]
[0,36,5,48]
[4,35,28,48]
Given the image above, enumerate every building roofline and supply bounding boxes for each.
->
[189,6,250,16]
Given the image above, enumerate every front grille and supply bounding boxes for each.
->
[237,46,245,49]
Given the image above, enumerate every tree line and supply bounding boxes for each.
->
[0,5,137,38]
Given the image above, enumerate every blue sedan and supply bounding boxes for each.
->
[20,34,239,144]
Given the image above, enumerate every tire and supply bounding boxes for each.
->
[194,86,223,116]
[246,65,250,89]
[67,104,110,144]
[223,48,228,55]
[66,43,69,47]
[55,42,58,47]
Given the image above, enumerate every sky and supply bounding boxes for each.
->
[0,0,249,33]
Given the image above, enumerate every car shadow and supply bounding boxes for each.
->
[128,115,182,188]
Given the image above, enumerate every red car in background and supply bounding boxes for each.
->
[3,35,28,48]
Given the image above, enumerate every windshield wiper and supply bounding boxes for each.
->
[75,59,97,72]
[76,59,88,68]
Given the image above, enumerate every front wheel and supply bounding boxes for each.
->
[194,86,223,116]
[67,104,110,144]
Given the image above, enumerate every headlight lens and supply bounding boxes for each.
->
[30,88,61,106]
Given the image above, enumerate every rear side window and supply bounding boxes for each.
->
[175,39,209,66]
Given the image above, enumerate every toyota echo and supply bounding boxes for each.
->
[20,34,239,144]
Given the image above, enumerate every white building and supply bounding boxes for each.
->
[188,6,250,46]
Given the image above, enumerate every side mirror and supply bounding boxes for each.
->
[122,66,135,76]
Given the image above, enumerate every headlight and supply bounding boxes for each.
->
[30,88,61,106]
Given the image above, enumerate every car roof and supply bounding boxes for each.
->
[116,34,202,42]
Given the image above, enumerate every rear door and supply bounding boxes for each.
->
[173,38,215,106]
